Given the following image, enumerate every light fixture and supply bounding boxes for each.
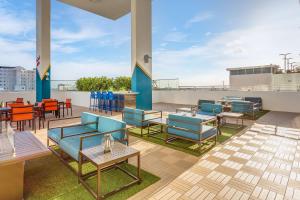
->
[144,54,152,63]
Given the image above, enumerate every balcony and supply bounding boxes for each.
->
[1,90,300,199]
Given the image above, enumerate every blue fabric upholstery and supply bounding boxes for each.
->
[231,101,253,113]
[59,133,103,161]
[199,103,223,116]
[197,100,215,110]
[97,116,126,141]
[81,112,99,129]
[48,126,95,144]
[123,107,149,127]
[168,113,203,132]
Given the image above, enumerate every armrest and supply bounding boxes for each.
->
[201,118,217,126]
[79,128,128,150]
[48,116,81,129]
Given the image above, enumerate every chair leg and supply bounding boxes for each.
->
[140,128,143,137]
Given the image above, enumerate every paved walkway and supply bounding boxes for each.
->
[149,121,300,200]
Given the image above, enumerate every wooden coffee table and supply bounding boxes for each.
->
[79,142,141,200]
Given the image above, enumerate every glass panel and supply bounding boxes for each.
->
[254,68,262,74]
[246,69,254,74]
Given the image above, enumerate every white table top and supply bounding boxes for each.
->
[81,142,139,168]
[219,112,244,118]
[0,131,50,166]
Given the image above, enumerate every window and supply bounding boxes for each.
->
[246,69,254,74]
[262,67,271,73]
[254,68,262,74]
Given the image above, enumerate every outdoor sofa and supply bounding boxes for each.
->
[231,100,260,119]
[166,113,218,153]
[47,112,127,173]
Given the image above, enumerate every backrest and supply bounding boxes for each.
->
[90,92,96,98]
[231,101,253,113]
[11,105,34,121]
[44,100,58,111]
[66,98,71,108]
[201,103,214,113]
[197,100,215,110]
[16,98,23,103]
[81,112,98,129]
[7,102,24,108]
[168,113,202,132]
[98,116,126,141]
[245,97,262,104]
[123,107,144,127]
[212,104,223,114]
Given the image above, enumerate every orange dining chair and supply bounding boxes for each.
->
[10,105,36,132]
[66,98,72,116]
[43,100,59,118]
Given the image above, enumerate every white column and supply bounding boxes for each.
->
[131,0,152,110]
[36,0,51,101]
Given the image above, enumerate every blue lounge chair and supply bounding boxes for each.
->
[166,113,218,153]
[47,112,99,146]
[122,107,162,136]
[198,103,223,116]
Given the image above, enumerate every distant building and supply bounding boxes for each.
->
[227,64,300,91]
[0,66,35,91]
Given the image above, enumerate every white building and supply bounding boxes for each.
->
[0,66,35,91]
[227,65,300,91]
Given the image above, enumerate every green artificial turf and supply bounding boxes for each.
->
[128,125,246,157]
[24,155,160,200]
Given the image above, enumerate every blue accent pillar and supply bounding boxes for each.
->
[36,68,51,102]
[132,66,152,110]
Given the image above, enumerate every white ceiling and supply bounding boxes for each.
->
[58,0,131,20]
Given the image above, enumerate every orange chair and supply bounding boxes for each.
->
[10,105,35,132]
[43,100,59,118]
[66,98,72,116]
[16,98,24,103]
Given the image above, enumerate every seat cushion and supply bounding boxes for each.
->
[48,125,95,144]
[59,133,103,161]
[81,112,99,129]
[168,125,216,141]
[98,116,126,141]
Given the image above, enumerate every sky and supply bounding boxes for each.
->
[0,0,300,85]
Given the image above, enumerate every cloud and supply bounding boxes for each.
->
[52,59,131,80]
[186,12,213,27]
[164,31,187,42]
[0,3,34,36]
[153,2,300,85]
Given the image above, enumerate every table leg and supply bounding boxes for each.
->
[97,167,101,200]
[63,104,65,118]
[78,153,82,184]
[137,153,141,183]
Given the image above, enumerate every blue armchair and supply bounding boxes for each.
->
[47,112,99,146]
[198,103,223,116]
[231,100,259,119]
[122,107,162,136]
[166,113,218,153]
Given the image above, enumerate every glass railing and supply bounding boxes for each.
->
[51,80,77,91]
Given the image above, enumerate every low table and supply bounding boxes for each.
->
[218,112,244,128]
[147,118,168,139]
[79,142,141,200]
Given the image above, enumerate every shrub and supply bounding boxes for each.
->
[76,76,131,91]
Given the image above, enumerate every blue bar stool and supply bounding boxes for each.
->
[117,94,125,112]
[89,91,96,111]
[96,91,102,112]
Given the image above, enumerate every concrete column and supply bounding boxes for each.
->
[36,0,51,102]
[131,0,152,110]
